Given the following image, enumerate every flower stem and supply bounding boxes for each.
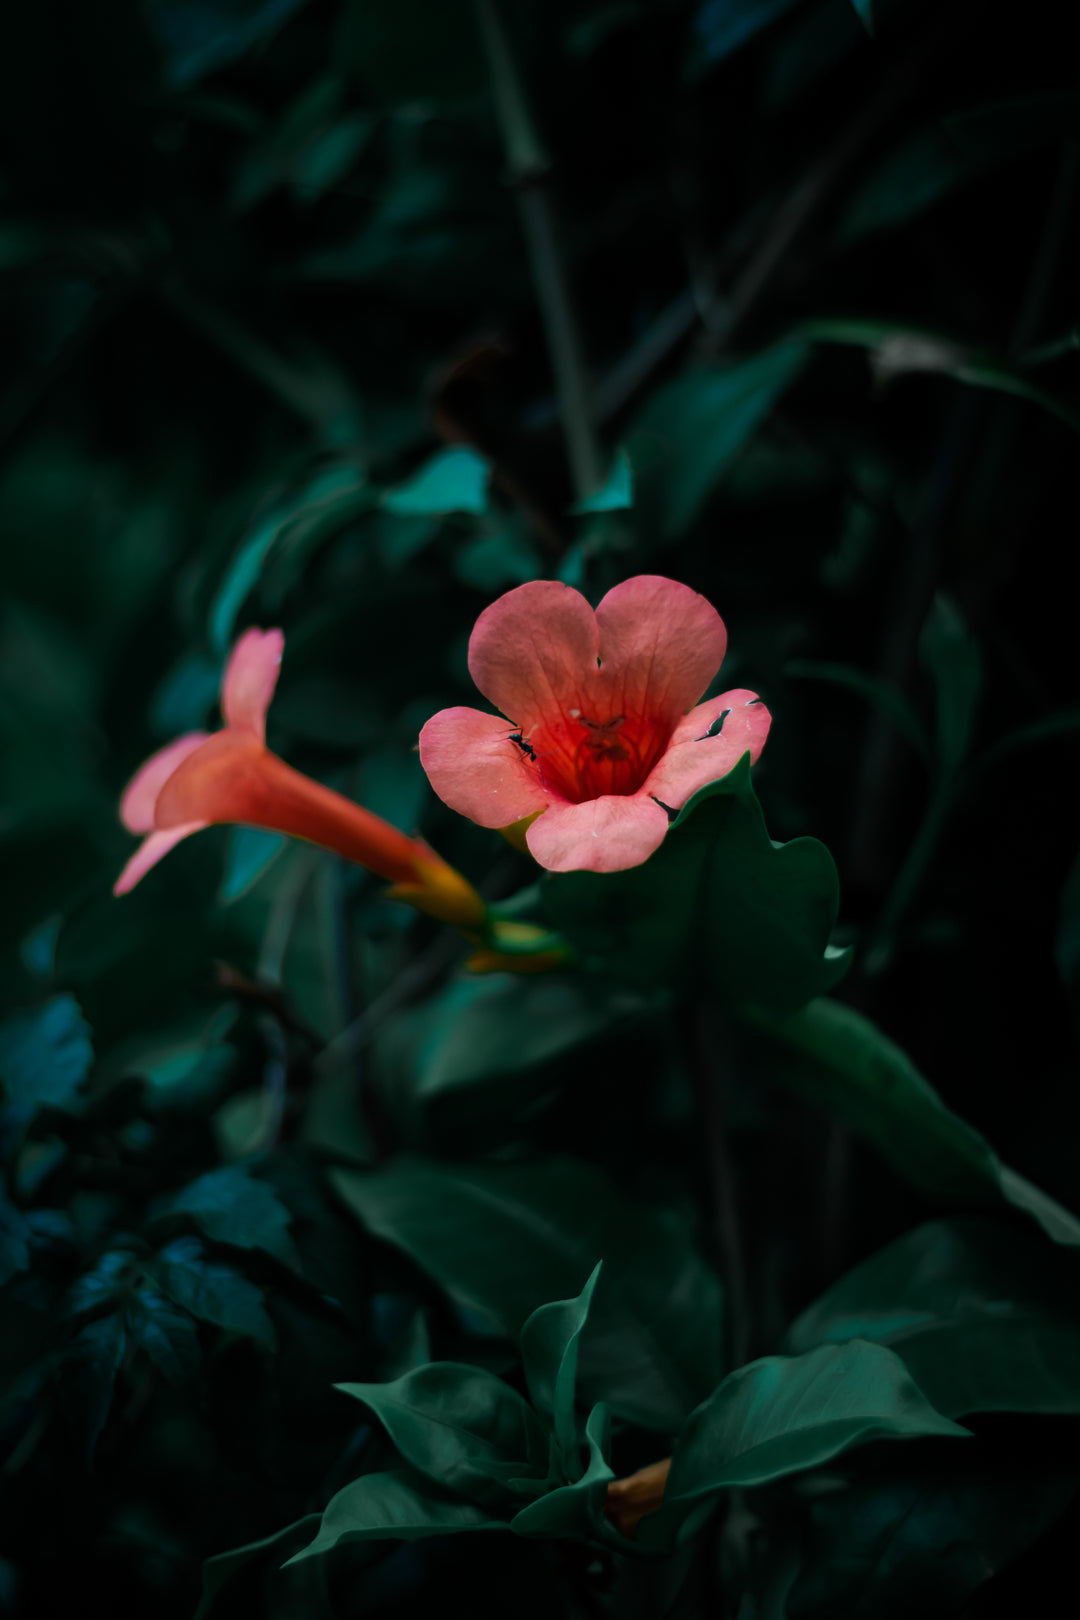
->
[473,0,604,505]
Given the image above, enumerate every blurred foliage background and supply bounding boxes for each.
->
[2,0,1080,1615]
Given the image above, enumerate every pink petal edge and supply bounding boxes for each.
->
[113,823,208,895]
[525,793,670,874]
[593,576,727,728]
[418,706,555,828]
[644,689,771,811]
[119,732,210,833]
[221,627,285,741]
[466,581,599,731]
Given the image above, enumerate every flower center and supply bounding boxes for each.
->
[510,708,671,803]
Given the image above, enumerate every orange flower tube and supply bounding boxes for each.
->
[114,629,485,930]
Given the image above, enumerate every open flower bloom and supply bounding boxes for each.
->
[115,629,485,929]
[419,576,771,873]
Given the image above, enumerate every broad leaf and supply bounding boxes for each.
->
[637,1341,967,1553]
[631,343,808,537]
[335,1362,548,1508]
[789,1452,1080,1619]
[196,1515,323,1620]
[155,1167,299,1266]
[287,1466,507,1563]
[0,994,92,1110]
[330,1154,722,1432]
[520,1263,602,1474]
[788,1216,1080,1417]
[745,997,1080,1245]
[547,755,849,1016]
[381,445,489,515]
[509,1403,618,1543]
[132,1288,202,1384]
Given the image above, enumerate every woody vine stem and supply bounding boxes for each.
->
[473,0,605,505]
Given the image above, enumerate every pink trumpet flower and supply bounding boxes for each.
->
[419,576,771,874]
[115,629,485,928]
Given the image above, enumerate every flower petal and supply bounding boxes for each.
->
[467,580,599,729]
[419,706,556,828]
[113,823,207,895]
[525,793,670,873]
[119,732,210,832]
[643,690,771,810]
[221,627,285,741]
[593,576,727,731]
[155,731,424,885]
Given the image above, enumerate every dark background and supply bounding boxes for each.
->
[2,1,1079,1615]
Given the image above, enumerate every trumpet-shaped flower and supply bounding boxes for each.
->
[419,576,770,873]
[115,629,484,928]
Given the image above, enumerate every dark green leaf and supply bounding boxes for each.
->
[0,994,92,1110]
[371,974,658,1145]
[335,1362,549,1507]
[788,1216,1080,1417]
[918,593,982,773]
[785,659,930,763]
[330,1154,722,1432]
[510,1403,618,1543]
[686,0,805,80]
[520,1263,602,1475]
[790,1452,1080,1620]
[132,1288,202,1384]
[570,448,633,514]
[68,1311,127,1457]
[156,1236,277,1349]
[638,1341,967,1553]
[547,755,849,1016]
[744,997,1080,1245]
[631,344,808,537]
[287,1466,507,1563]
[148,0,310,89]
[195,1515,324,1620]
[156,1167,299,1266]
[219,827,287,902]
[0,1190,31,1287]
[381,446,489,516]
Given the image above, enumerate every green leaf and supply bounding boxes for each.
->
[218,826,287,903]
[847,0,875,31]
[381,446,489,516]
[330,1154,722,1432]
[156,1236,277,1349]
[335,1362,549,1508]
[195,1514,325,1620]
[0,1190,31,1287]
[371,974,657,1146]
[799,318,1080,435]
[790,1453,1080,1620]
[68,1311,127,1457]
[209,465,372,652]
[788,1216,1080,1418]
[287,1466,507,1563]
[510,1402,617,1542]
[132,1289,202,1385]
[638,1341,968,1553]
[686,0,804,80]
[631,343,808,537]
[156,1167,299,1266]
[0,994,92,1110]
[148,0,310,89]
[918,593,982,773]
[744,997,1080,1245]
[520,1263,602,1475]
[335,0,486,102]
[547,755,849,1016]
[570,448,633,514]
[785,659,930,763]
